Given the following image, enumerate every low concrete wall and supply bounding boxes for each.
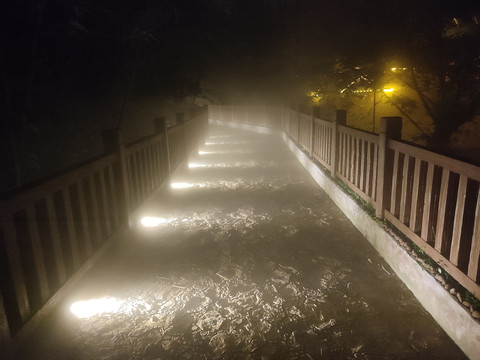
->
[282,132,480,360]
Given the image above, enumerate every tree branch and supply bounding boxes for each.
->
[410,68,436,121]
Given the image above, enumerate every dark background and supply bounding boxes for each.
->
[1,0,479,193]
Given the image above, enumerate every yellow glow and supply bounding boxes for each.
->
[391,67,397,71]
[383,88,394,93]
[70,297,122,319]
[141,217,171,227]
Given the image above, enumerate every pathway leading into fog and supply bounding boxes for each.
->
[17,124,466,359]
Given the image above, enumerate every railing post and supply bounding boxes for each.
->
[155,117,171,175]
[331,110,346,178]
[102,128,132,226]
[375,117,402,218]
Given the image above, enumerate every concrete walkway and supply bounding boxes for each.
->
[17,124,466,359]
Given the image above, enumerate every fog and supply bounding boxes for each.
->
[17,124,465,359]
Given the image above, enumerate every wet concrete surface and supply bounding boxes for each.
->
[17,124,467,359]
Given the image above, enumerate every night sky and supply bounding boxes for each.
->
[3,0,478,104]
[1,0,479,189]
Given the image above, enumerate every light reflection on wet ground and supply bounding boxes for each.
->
[18,125,466,359]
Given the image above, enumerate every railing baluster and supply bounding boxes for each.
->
[99,169,112,236]
[108,164,120,228]
[390,151,400,216]
[0,292,11,354]
[87,175,102,247]
[421,162,435,242]
[321,125,325,162]
[360,140,366,192]
[132,153,142,206]
[0,215,30,323]
[138,149,147,201]
[343,132,348,176]
[435,168,450,253]
[345,133,350,180]
[76,183,92,257]
[450,174,468,265]
[399,154,410,223]
[62,187,80,270]
[355,138,361,187]
[147,144,155,191]
[149,142,158,189]
[45,196,67,285]
[347,135,352,181]
[366,141,372,197]
[25,205,50,303]
[326,126,330,164]
[409,157,423,233]
[372,143,378,201]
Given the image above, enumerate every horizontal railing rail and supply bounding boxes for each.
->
[0,106,208,354]
[209,104,480,300]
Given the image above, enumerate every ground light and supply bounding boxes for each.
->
[198,150,254,155]
[188,163,207,168]
[140,217,172,227]
[170,182,195,189]
[205,141,249,145]
[170,182,206,190]
[70,297,123,319]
